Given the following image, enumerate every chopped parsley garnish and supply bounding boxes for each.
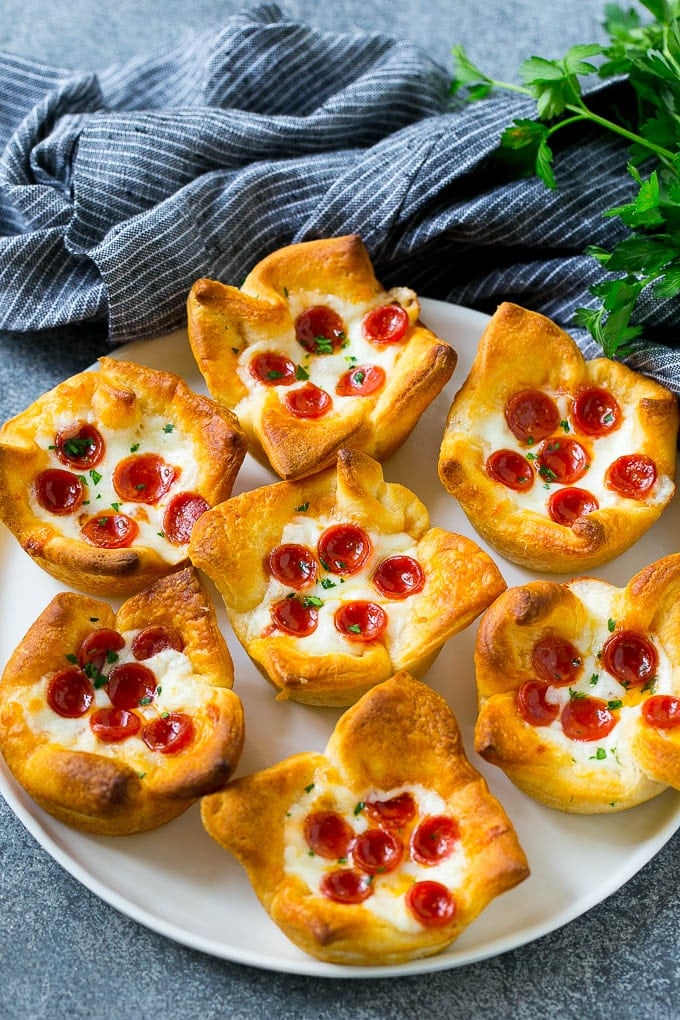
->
[163,423,174,433]
[83,661,108,688]
[607,618,616,632]
[607,699,623,710]
[348,623,362,634]
[353,370,366,384]
[65,653,78,664]
[304,783,315,793]
[130,442,140,453]
[295,502,310,512]
[266,370,284,380]
[63,436,95,456]
[111,502,121,511]
[591,748,607,761]
[353,801,365,815]
[139,696,152,706]
[559,420,570,433]
[295,364,310,381]
[590,673,599,685]
[568,687,586,700]
[314,336,334,354]
[302,595,324,608]
[320,577,336,589]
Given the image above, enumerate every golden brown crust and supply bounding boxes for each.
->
[187,235,456,479]
[0,567,244,834]
[474,554,680,813]
[189,448,506,706]
[201,671,528,966]
[438,302,678,572]
[0,358,247,596]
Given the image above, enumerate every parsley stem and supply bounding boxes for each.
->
[563,102,676,165]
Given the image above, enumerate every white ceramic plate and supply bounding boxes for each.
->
[1,299,679,978]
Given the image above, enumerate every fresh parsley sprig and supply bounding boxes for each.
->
[451,1,680,358]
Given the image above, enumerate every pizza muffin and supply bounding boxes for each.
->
[0,358,247,596]
[189,448,505,706]
[474,554,680,813]
[201,671,528,966]
[0,567,244,835]
[186,234,456,479]
[438,302,678,572]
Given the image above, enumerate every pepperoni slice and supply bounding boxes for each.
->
[81,512,139,548]
[131,625,184,660]
[54,423,105,469]
[271,596,319,637]
[605,454,657,500]
[335,364,386,397]
[295,305,346,354]
[318,524,371,575]
[142,712,194,754]
[284,382,332,419]
[366,792,417,828]
[35,469,84,515]
[532,636,582,686]
[504,389,560,443]
[248,351,296,386]
[334,601,387,642]
[78,629,125,673]
[547,487,599,526]
[320,869,373,904]
[573,387,621,436]
[411,816,460,865]
[304,811,354,859]
[406,882,456,927]
[362,304,410,345]
[517,680,560,726]
[642,695,680,730]
[602,630,658,688]
[107,662,157,709]
[561,697,616,742]
[372,555,425,600]
[113,453,178,504]
[351,828,403,875]
[46,667,94,718]
[486,450,534,491]
[537,438,589,485]
[90,707,141,743]
[162,492,210,545]
[269,544,317,589]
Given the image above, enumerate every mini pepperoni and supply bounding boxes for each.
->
[113,453,178,504]
[486,450,534,491]
[411,816,460,865]
[318,524,371,575]
[271,596,319,637]
[532,636,582,686]
[372,555,425,600]
[642,695,680,730]
[46,667,94,718]
[54,423,105,469]
[405,881,456,927]
[362,304,410,345]
[284,382,332,419]
[573,387,621,436]
[547,487,599,526]
[334,601,387,642]
[335,364,386,397]
[517,680,560,726]
[35,469,84,515]
[537,438,589,484]
[162,491,210,545]
[504,389,560,443]
[320,869,373,905]
[351,828,403,875]
[107,662,157,709]
[81,512,139,548]
[131,625,184,660]
[295,305,346,354]
[605,454,657,500]
[269,544,317,589]
[366,792,417,828]
[602,630,658,688]
[142,712,194,754]
[90,707,141,743]
[78,628,125,673]
[248,351,296,385]
[304,811,354,859]
[561,697,616,742]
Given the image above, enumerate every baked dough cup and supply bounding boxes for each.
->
[474,554,680,813]
[0,357,247,596]
[186,234,456,479]
[201,671,528,966]
[438,302,678,572]
[0,567,244,835]
[189,448,506,706]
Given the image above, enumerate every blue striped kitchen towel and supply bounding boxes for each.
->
[1,2,679,391]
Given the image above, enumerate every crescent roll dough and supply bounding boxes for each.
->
[474,554,680,813]
[201,671,529,966]
[187,234,456,479]
[438,302,678,572]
